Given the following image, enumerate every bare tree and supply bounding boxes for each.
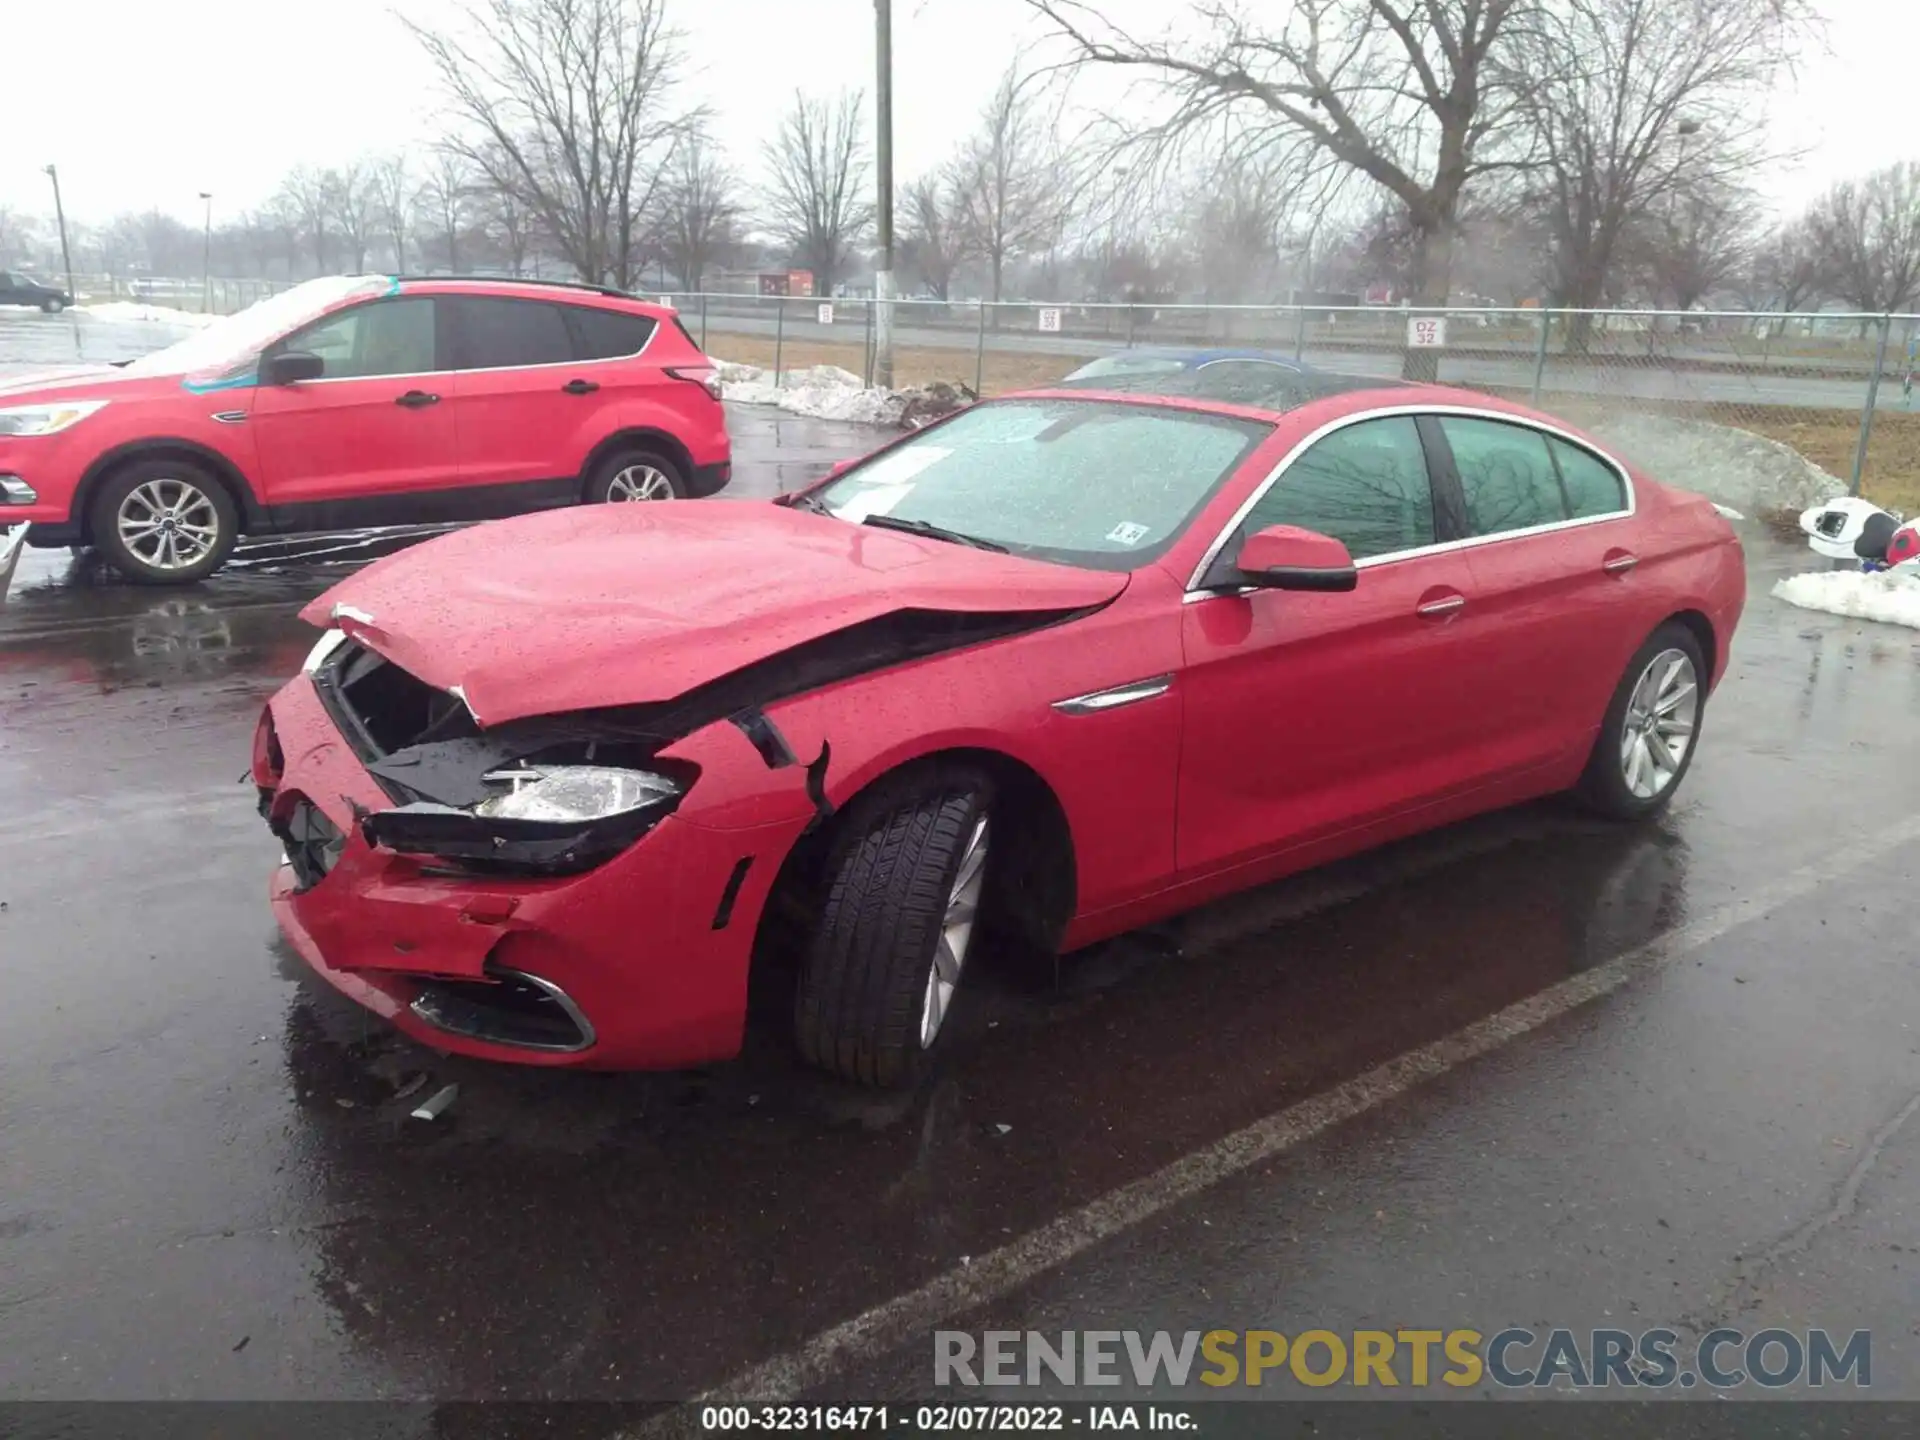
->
[656,135,740,290]
[1743,214,1827,315]
[1806,163,1920,319]
[1181,153,1301,302]
[406,0,701,288]
[279,166,335,272]
[326,162,380,272]
[0,205,17,264]
[415,152,475,272]
[1498,0,1808,333]
[373,157,415,273]
[899,174,971,299]
[762,90,873,297]
[484,185,533,275]
[1027,0,1528,373]
[951,69,1069,303]
[1628,180,1761,310]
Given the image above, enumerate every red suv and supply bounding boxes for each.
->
[0,275,731,583]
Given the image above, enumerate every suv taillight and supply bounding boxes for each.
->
[665,366,723,401]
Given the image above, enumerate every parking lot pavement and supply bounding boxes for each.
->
[2,400,1917,1409]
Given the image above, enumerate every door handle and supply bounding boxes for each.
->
[1416,594,1466,618]
[562,378,600,395]
[1602,552,1639,575]
[394,390,440,408]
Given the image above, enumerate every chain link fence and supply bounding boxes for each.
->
[661,292,1920,517]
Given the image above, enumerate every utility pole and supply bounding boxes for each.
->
[43,164,76,306]
[873,0,895,389]
[199,192,214,312]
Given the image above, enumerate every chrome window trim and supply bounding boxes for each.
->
[1182,403,1637,594]
[1052,674,1174,714]
[271,293,662,386]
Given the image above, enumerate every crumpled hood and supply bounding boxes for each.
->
[302,501,1128,725]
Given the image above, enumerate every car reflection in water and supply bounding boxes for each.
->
[273,800,1689,1401]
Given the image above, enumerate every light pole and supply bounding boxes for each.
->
[42,164,76,306]
[199,191,213,312]
[872,0,895,388]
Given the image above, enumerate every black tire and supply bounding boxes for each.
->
[88,459,239,585]
[583,448,685,504]
[794,768,995,1088]
[40,297,64,314]
[1575,622,1708,821]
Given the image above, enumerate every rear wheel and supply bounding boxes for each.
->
[1576,623,1707,820]
[88,460,238,584]
[40,296,64,314]
[794,769,995,1087]
[585,448,685,504]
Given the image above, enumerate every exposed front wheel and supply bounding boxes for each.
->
[1576,623,1707,820]
[40,297,64,314]
[88,461,238,584]
[794,771,995,1087]
[586,449,685,503]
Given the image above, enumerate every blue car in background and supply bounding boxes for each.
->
[1056,347,1381,406]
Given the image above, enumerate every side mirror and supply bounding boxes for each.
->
[1234,524,1358,592]
[264,351,325,385]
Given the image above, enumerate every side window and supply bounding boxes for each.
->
[1550,437,1628,518]
[1439,417,1567,536]
[447,298,573,369]
[565,305,657,360]
[1242,416,1435,561]
[281,299,436,379]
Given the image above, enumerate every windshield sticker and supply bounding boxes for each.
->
[1106,521,1151,547]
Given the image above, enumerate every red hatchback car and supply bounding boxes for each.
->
[256,378,1745,1086]
[0,275,729,583]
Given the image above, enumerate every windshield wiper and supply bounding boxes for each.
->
[859,514,1008,552]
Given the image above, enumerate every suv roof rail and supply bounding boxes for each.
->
[387,274,638,300]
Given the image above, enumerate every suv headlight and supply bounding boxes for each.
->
[362,762,686,875]
[0,400,108,436]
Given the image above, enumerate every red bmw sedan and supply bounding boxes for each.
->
[256,376,1745,1087]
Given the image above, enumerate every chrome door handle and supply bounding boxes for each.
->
[1602,553,1639,575]
[1416,595,1466,617]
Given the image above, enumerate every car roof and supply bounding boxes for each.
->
[1051,356,1411,414]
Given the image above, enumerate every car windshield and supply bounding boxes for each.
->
[122,275,393,377]
[805,398,1271,571]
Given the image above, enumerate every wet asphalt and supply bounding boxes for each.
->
[1,311,1917,1415]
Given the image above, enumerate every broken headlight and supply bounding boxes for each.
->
[362,763,686,876]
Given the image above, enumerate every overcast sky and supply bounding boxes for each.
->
[3,0,1911,228]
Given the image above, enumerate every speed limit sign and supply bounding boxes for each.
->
[817,303,834,325]
[1407,315,1447,348]
[1037,307,1062,333]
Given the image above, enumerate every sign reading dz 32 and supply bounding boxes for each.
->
[1407,315,1448,348]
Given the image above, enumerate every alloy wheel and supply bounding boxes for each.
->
[920,814,989,1048]
[606,464,675,501]
[116,478,221,572]
[1619,648,1699,800]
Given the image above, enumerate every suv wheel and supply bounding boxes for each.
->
[587,449,685,503]
[89,461,238,584]
[40,296,65,314]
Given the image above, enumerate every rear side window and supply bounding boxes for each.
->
[566,305,658,360]
[1438,417,1566,536]
[445,298,573,370]
[1244,415,1435,561]
[1550,437,1628,518]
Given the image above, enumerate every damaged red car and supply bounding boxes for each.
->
[257,379,1745,1086]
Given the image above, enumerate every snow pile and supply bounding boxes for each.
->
[78,301,220,329]
[1772,570,1920,630]
[713,358,976,428]
[1584,413,1845,514]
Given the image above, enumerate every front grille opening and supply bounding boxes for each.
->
[333,642,479,756]
[272,793,345,892]
[409,968,594,1052]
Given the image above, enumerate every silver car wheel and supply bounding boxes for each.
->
[1619,647,1699,800]
[117,478,221,571]
[605,464,675,501]
[920,814,988,1049]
